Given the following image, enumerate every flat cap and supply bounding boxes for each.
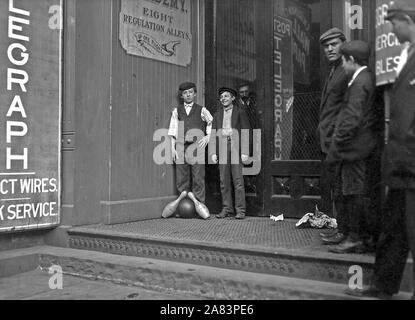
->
[340,40,370,62]
[218,87,237,97]
[319,28,346,44]
[386,0,415,20]
[179,81,196,91]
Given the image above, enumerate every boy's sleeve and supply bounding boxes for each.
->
[334,83,367,147]
[168,108,179,139]
[209,113,218,158]
[201,107,213,136]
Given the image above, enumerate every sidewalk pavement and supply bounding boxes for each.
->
[0,269,203,300]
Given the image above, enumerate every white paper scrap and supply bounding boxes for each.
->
[270,214,284,222]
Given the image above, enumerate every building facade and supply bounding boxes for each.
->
[0,0,398,245]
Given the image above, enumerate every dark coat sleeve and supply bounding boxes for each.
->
[209,111,219,158]
[239,107,251,131]
[238,107,251,156]
[318,66,349,154]
[384,54,415,188]
[327,71,377,163]
[334,79,368,147]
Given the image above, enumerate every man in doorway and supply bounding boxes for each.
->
[347,0,415,299]
[317,28,349,245]
[238,83,258,131]
[238,83,259,200]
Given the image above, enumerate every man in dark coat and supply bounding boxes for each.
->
[347,0,415,299]
[210,87,251,220]
[326,40,377,254]
[318,28,350,245]
[238,83,259,201]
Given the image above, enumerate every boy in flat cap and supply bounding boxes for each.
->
[210,87,250,219]
[168,82,213,211]
[348,1,415,299]
[318,28,350,246]
[326,40,378,254]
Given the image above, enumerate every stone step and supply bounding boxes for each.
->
[2,246,410,300]
[67,226,413,293]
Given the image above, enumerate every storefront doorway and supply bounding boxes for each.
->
[205,0,337,218]
[268,0,333,218]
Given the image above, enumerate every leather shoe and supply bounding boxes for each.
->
[216,211,232,219]
[328,237,365,254]
[345,286,392,300]
[321,232,346,245]
[235,213,246,220]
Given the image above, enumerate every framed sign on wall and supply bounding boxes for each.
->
[119,0,192,66]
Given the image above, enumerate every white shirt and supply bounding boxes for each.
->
[184,102,194,115]
[348,66,368,87]
[222,106,234,137]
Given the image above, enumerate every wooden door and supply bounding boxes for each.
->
[263,0,334,218]
[205,0,337,218]
[205,0,266,215]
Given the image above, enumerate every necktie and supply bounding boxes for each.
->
[322,66,335,97]
[328,66,335,80]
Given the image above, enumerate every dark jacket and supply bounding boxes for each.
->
[318,59,349,154]
[384,48,415,189]
[327,68,377,163]
[209,105,250,158]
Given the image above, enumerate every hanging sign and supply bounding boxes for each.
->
[375,0,406,86]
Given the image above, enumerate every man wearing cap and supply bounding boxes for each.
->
[210,87,250,220]
[348,0,415,299]
[318,28,350,246]
[326,40,378,254]
[168,82,213,209]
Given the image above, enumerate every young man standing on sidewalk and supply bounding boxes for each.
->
[168,82,213,207]
[210,87,250,220]
[326,40,377,254]
[317,28,350,245]
[347,0,415,299]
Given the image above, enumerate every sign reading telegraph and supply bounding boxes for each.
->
[0,0,61,232]
[273,16,294,161]
[120,0,192,66]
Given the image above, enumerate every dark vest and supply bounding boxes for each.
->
[177,104,206,143]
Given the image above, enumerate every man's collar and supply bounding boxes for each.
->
[184,102,194,108]
[348,66,367,87]
[329,57,342,67]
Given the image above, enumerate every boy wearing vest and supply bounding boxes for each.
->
[168,82,213,205]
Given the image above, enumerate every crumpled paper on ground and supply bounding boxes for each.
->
[270,214,284,222]
[296,206,337,229]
